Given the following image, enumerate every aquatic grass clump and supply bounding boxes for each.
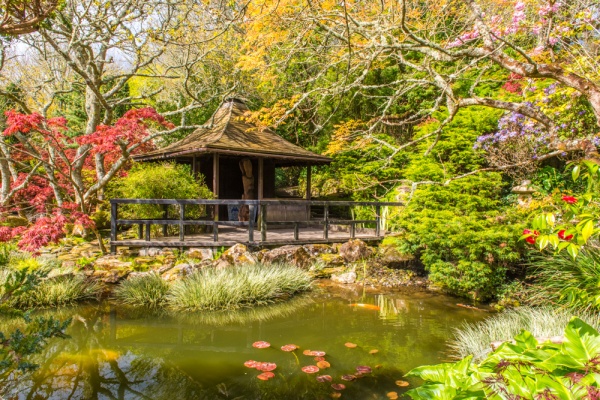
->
[167,263,312,311]
[451,306,600,361]
[115,272,170,308]
[15,275,101,308]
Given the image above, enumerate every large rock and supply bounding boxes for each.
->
[138,247,163,257]
[92,268,130,284]
[262,245,311,269]
[303,244,334,257]
[161,263,195,281]
[218,244,257,266]
[186,248,214,260]
[318,253,345,267]
[331,271,357,284]
[339,239,373,263]
[93,256,133,270]
[379,246,415,268]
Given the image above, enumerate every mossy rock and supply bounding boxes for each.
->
[2,216,29,227]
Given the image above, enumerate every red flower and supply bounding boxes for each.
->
[562,195,577,204]
[558,230,573,241]
[523,229,539,245]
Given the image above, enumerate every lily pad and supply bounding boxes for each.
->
[257,362,277,372]
[341,374,356,381]
[303,349,313,356]
[257,372,275,381]
[356,365,372,374]
[331,383,346,391]
[281,344,298,352]
[331,393,341,399]
[387,392,398,399]
[317,360,331,369]
[252,341,271,349]
[301,365,320,374]
[314,356,326,362]
[311,350,326,357]
[316,375,333,382]
[244,360,258,368]
[395,380,410,387]
[344,342,357,348]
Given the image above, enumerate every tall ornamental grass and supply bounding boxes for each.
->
[524,243,600,311]
[167,263,312,311]
[14,275,101,308]
[114,272,170,308]
[451,307,600,361]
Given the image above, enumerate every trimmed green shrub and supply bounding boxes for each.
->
[110,163,213,224]
[167,263,312,311]
[114,272,170,308]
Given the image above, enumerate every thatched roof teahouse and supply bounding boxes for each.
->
[134,98,331,220]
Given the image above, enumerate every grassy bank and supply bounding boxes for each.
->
[114,263,313,311]
[451,306,600,361]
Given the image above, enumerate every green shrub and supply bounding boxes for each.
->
[114,273,170,308]
[12,275,100,309]
[524,243,600,310]
[110,163,213,227]
[451,306,600,361]
[167,263,312,311]
[407,317,600,399]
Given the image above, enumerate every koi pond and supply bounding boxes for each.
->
[1,283,487,399]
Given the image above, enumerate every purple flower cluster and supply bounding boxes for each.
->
[473,111,548,154]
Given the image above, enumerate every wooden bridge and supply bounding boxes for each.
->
[109,199,403,253]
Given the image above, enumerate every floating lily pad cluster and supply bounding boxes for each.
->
[244,340,409,396]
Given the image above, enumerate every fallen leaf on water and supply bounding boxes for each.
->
[302,365,320,374]
[317,361,331,369]
[331,383,346,391]
[252,341,271,349]
[375,364,383,369]
[316,375,333,382]
[244,360,258,368]
[303,349,313,356]
[369,349,379,355]
[344,342,357,348]
[395,380,410,387]
[331,393,341,399]
[314,356,326,362]
[312,350,326,357]
[387,392,398,399]
[257,372,275,381]
[341,374,356,381]
[281,344,298,352]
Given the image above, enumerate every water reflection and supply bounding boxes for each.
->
[1,287,485,399]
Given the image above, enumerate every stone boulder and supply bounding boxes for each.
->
[186,248,214,260]
[378,246,415,268]
[331,271,357,284]
[92,268,130,284]
[161,263,195,281]
[318,253,345,267]
[339,239,373,263]
[218,244,257,267]
[138,247,163,257]
[94,256,133,270]
[303,244,334,257]
[261,245,311,269]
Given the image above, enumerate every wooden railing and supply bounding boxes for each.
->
[109,199,403,252]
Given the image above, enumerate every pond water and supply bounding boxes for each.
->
[1,283,487,399]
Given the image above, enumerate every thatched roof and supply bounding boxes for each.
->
[134,99,331,165]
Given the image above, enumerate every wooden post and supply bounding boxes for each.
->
[213,153,220,223]
[350,222,356,239]
[162,204,168,236]
[138,224,143,239]
[294,223,299,240]
[305,165,311,222]
[145,222,151,242]
[110,202,117,254]
[258,158,264,200]
[248,204,255,242]
[179,204,185,242]
[192,155,198,178]
[323,205,329,240]
[213,221,219,242]
[260,204,267,242]
[375,205,381,237]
